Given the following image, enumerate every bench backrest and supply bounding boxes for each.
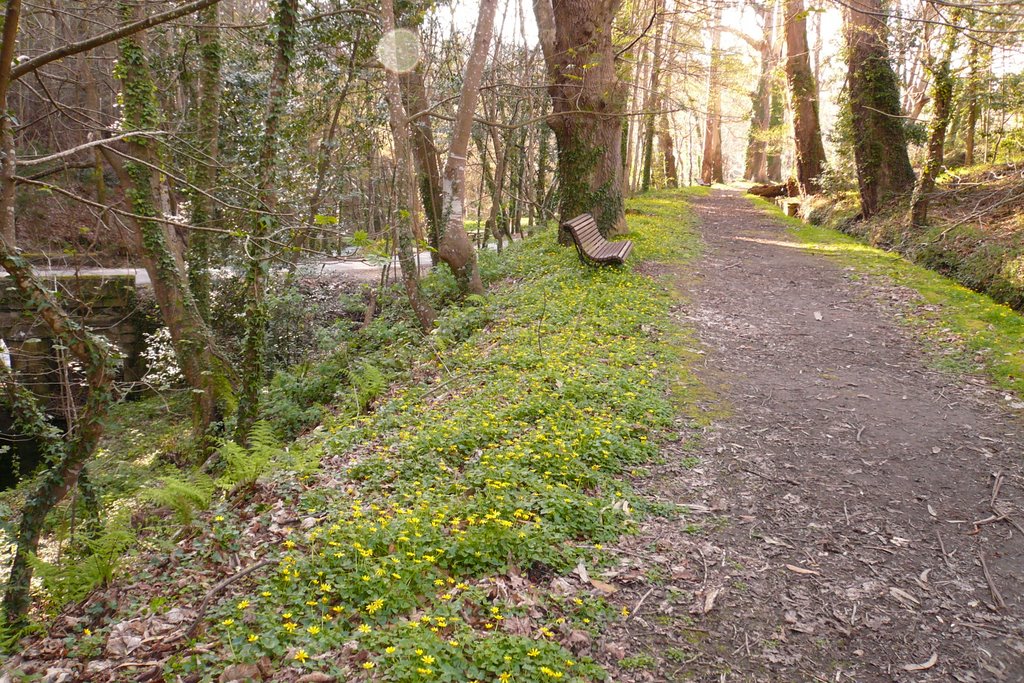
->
[564,214,602,249]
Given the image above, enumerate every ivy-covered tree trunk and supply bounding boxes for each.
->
[910,10,961,227]
[534,0,626,241]
[844,0,915,218]
[701,9,724,185]
[963,33,988,167]
[658,110,678,188]
[0,6,118,619]
[437,0,497,295]
[381,0,436,331]
[109,4,230,439]
[783,0,827,194]
[236,0,298,441]
[188,1,221,321]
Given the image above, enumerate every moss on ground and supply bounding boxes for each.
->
[751,195,1024,396]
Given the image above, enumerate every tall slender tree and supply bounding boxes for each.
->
[783,0,826,194]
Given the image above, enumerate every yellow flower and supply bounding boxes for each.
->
[362,662,375,670]
[358,624,372,634]
[294,649,309,663]
[247,633,259,643]
[220,618,234,627]
[214,515,224,522]
[527,648,540,657]
[83,628,92,637]
[236,600,250,610]
[307,625,321,635]
[499,673,511,682]
[283,621,298,632]
[385,646,396,654]
[421,655,435,665]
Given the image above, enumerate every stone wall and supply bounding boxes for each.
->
[0,274,146,411]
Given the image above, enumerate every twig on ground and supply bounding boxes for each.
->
[979,550,1006,611]
[626,587,655,623]
[186,559,274,637]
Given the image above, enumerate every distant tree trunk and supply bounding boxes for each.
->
[437,0,498,295]
[381,0,437,330]
[236,0,298,441]
[535,121,550,226]
[701,8,724,185]
[658,109,678,188]
[963,35,987,167]
[641,0,666,192]
[188,1,221,320]
[910,9,961,227]
[783,0,826,194]
[534,0,626,240]
[844,0,915,217]
[400,67,443,265]
[745,3,773,182]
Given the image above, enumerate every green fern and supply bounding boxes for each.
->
[217,421,283,490]
[343,362,386,414]
[141,474,214,525]
[28,519,134,608]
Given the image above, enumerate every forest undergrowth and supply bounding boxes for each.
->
[2,190,704,683]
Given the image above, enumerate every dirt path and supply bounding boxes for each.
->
[603,190,1024,682]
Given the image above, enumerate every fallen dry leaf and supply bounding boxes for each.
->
[785,564,820,576]
[590,579,618,595]
[902,653,938,671]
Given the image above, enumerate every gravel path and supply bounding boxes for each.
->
[602,190,1024,682]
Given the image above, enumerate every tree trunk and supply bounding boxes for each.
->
[641,0,666,192]
[963,35,987,167]
[534,0,626,240]
[188,1,221,321]
[381,0,437,330]
[437,0,498,295]
[783,0,827,194]
[107,4,230,439]
[658,109,678,188]
[844,0,915,218]
[236,0,298,442]
[745,3,773,182]
[700,8,724,185]
[400,67,443,265]
[910,9,961,228]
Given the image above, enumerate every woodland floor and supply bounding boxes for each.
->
[600,190,1024,682]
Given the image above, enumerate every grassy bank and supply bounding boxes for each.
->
[751,195,1024,397]
[3,190,702,681]
[803,164,1024,313]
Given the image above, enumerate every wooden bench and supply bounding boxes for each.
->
[562,213,633,266]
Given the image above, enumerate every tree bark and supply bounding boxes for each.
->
[534,0,627,241]
[401,67,443,266]
[844,0,915,218]
[641,0,666,192]
[701,7,724,185]
[188,1,221,320]
[381,0,437,330]
[783,0,827,195]
[910,8,961,227]
[106,8,230,439]
[745,3,773,182]
[236,0,298,442]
